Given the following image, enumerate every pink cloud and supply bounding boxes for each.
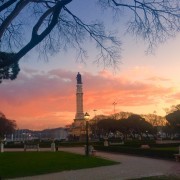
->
[0,68,178,130]
[172,92,180,99]
[147,76,170,82]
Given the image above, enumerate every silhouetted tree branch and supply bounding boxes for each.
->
[0,0,179,82]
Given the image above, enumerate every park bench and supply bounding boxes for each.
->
[91,147,97,156]
[109,142,124,145]
[24,144,40,152]
[141,144,150,149]
[88,145,97,156]
[84,145,97,156]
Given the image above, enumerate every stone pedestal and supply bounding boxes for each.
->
[51,142,55,152]
[104,140,109,147]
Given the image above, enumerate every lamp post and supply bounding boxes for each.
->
[84,112,90,156]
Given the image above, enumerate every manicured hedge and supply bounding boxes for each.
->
[4,142,24,148]
[123,140,156,147]
[4,141,103,148]
[94,145,178,160]
[151,143,180,148]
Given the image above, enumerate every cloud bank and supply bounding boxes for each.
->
[0,67,179,130]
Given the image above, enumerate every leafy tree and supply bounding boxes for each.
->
[162,122,174,139]
[125,114,154,138]
[0,0,179,81]
[0,112,17,140]
[94,114,155,140]
[116,118,129,140]
[96,119,117,137]
[165,109,180,133]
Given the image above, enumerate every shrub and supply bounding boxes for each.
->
[94,145,178,160]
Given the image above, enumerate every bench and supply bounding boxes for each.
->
[89,145,97,156]
[109,142,124,145]
[84,145,97,156]
[174,154,180,162]
[91,149,97,156]
[141,145,150,149]
[24,144,40,152]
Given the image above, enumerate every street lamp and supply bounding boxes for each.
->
[84,112,90,156]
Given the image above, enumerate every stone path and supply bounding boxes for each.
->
[10,147,180,180]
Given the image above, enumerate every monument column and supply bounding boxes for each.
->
[75,72,84,120]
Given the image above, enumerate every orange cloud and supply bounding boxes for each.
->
[0,68,179,130]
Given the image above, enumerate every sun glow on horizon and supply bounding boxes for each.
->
[0,66,179,130]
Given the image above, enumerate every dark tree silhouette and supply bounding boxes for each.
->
[96,119,117,137]
[0,112,17,140]
[94,114,155,140]
[125,114,154,139]
[165,109,180,133]
[0,0,179,82]
[143,113,166,126]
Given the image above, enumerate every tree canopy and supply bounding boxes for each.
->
[0,0,179,82]
[0,112,17,140]
[94,114,154,139]
[165,109,180,132]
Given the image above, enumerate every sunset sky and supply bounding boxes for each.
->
[0,0,180,130]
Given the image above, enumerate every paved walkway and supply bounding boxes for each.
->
[10,147,180,180]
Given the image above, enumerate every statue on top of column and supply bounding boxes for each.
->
[76,72,82,84]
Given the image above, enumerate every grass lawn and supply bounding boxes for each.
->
[0,151,118,179]
[151,147,178,151]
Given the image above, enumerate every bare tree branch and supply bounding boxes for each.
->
[100,0,180,51]
[0,0,30,39]
[0,0,179,82]
[0,0,17,12]
[63,7,121,67]
[15,0,72,60]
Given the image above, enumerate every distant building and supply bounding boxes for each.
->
[40,128,68,140]
[6,128,68,142]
